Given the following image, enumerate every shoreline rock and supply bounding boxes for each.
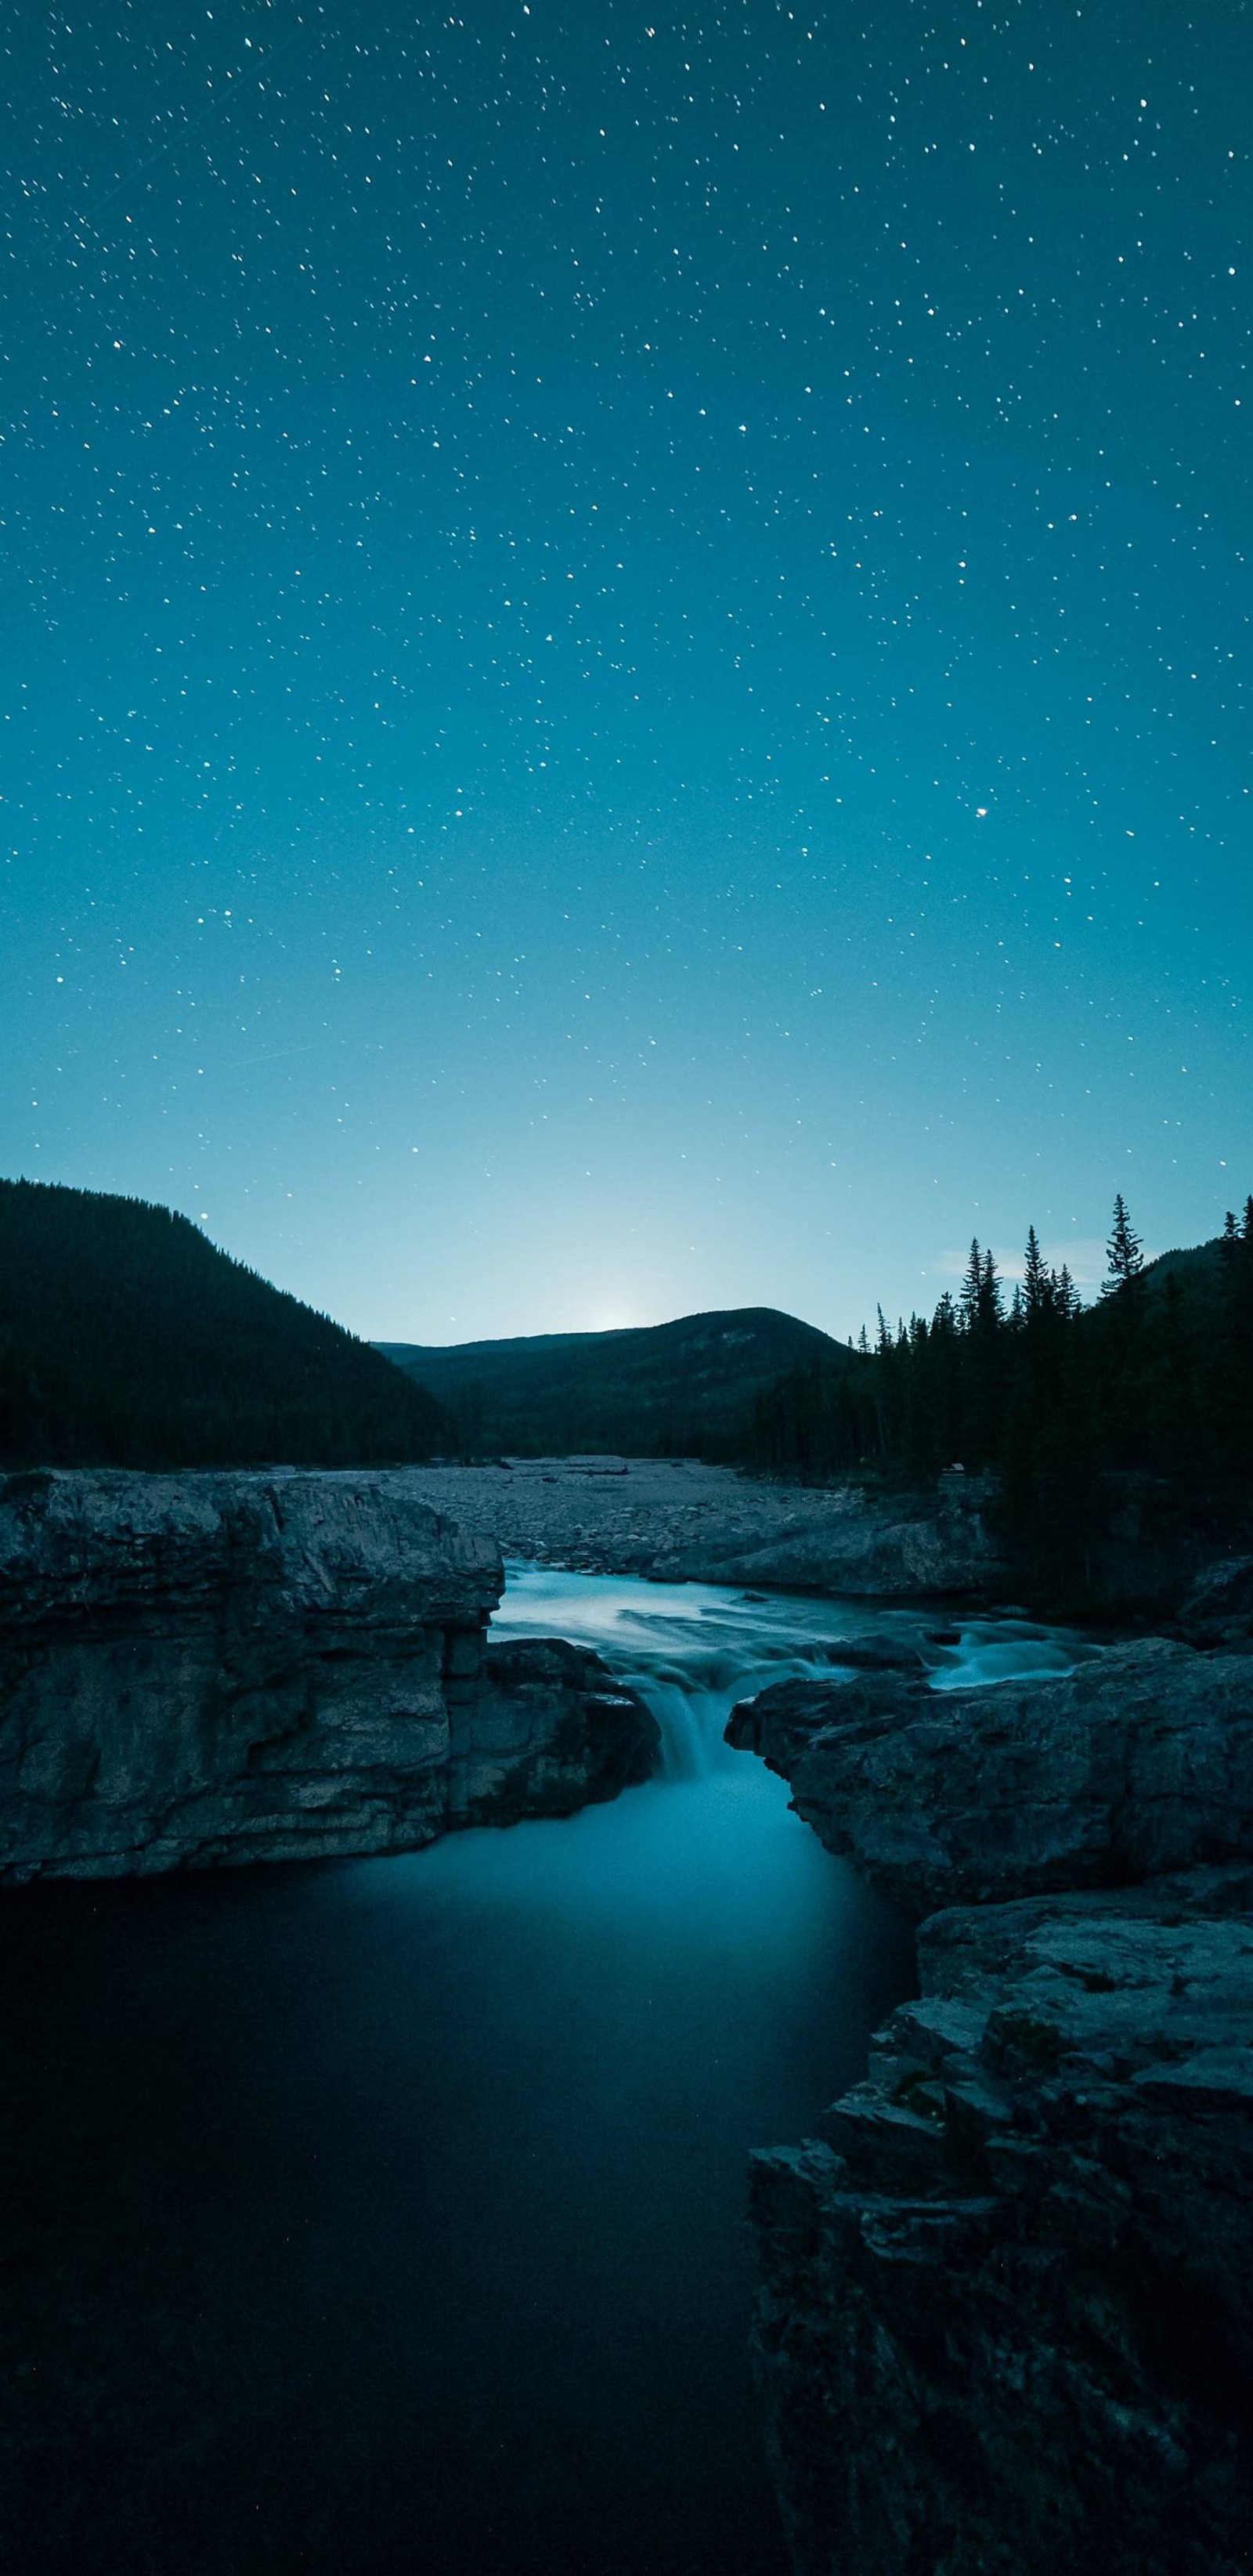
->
[730,1642,1253,2574]
[0,1469,658,1881]
[461,1637,660,1826]
[728,1640,1253,1917]
[396,1458,1009,1599]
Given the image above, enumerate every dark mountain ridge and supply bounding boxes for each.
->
[0,1178,443,1468]
[377,1306,857,1458]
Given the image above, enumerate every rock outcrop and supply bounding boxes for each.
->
[730,1642,1253,2575]
[728,1640,1253,1917]
[1175,1554,1253,1652]
[653,1472,1003,1597]
[459,1637,660,1826]
[0,1469,658,1881]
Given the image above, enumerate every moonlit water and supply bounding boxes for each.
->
[0,1571,1088,2576]
[493,1562,1091,1769]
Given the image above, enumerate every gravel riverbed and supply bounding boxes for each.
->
[401,1457,854,1579]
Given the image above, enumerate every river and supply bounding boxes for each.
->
[0,1569,1085,2574]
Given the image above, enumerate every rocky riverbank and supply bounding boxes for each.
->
[0,1469,658,1881]
[402,1457,1005,1596]
[729,1640,1253,2575]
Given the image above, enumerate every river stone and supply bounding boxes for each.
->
[462,1638,660,1823]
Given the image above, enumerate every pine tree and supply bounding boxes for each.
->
[979,1245,1004,1328]
[1104,1193,1143,1293]
[960,1239,983,1331]
[1023,1224,1049,1317]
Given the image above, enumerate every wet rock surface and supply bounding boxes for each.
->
[731,1642,1253,2574]
[0,1470,658,1880]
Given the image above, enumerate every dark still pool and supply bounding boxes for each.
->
[0,1572,1078,2575]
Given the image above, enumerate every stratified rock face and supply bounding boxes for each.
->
[728,1639,1253,1917]
[0,1470,658,1881]
[750,1870,1253,2576]
[731,1642,1253,2575]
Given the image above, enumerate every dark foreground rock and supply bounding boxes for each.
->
[730,1642,1253,2575]
[0,1469,658,1880]
[750,1867,1253,2576]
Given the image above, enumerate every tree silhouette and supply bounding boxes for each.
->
[1104,1193,1144,1292]
[742,1190,1251,1606]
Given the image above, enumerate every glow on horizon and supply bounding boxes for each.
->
[0,5,1247,1343]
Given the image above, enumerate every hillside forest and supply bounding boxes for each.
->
[743,1195,1253,1588]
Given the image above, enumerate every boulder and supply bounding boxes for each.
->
[816,1630,931,1672]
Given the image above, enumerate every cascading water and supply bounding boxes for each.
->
[0,1565,1091,2576]
[493,1559,1091,1773]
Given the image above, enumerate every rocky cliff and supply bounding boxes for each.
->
[729,1642,1253,2575]
[0,1469,658,1881]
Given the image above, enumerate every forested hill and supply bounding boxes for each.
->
[742,1198,1253,1594]
[377,1307,854,1458]
[0,1180,444,1469]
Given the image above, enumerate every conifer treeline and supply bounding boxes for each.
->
[743,1195,1253,1571]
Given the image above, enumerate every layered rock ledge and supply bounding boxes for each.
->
[728,1642,1253,2576]
[0,1469,659,1881]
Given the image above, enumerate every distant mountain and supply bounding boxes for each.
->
[1136,1236,1228,1310]
[375,1307,857,1458]
[0,1179,444,1469]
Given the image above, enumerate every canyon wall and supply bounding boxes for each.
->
[0,1469,658,1881]
[731,1640,1253,2576]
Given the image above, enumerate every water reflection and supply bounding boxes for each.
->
[0,1567,1083,2576]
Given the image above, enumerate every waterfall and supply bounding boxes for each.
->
[633,1678,740,1780]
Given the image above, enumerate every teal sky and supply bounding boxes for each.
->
[2,0,1249,1342]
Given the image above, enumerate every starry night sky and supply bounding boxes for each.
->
[2,0,1249,1342]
